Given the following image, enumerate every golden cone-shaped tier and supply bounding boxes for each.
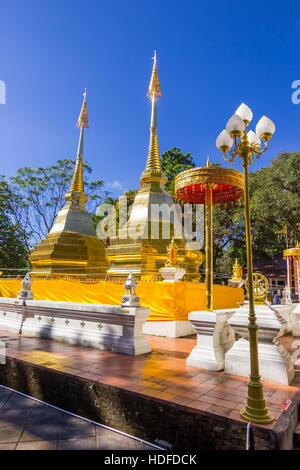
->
[68,152,84,195]
[145,131,161,173]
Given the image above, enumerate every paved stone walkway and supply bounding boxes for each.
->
[0,331,299,430]
[0,386,156,450]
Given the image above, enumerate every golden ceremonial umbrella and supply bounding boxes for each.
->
[175,158,244,311]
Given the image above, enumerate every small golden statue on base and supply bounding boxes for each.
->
[165,238,179,267]
[228,258,243,287]
[159,238,186,282]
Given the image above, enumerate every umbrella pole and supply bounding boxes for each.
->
[205,184,213,311]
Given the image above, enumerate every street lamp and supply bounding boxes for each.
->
[216,103,275,424]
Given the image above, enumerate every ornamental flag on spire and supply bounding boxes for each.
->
[76,88,89,128]
[147,51,162,99]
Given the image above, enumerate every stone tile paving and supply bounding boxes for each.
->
[0,386,155,450]
[0,330,299,431]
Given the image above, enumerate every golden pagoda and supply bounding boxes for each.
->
[105,52,203,280]
[29,90,109,278]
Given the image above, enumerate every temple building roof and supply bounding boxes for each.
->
[250,256,287,280]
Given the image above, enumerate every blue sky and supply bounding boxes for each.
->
[1,0,300,197]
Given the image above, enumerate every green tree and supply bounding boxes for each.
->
[7,159,110,250]
[161,147,196,194]
[0,177,28,273]
[213,151,300,275]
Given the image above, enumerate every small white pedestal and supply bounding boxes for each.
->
[186,309,236,371]
[225,303,294,385]
[159,267,186,282]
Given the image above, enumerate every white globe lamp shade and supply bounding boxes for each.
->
[235,103,253,125]
[255,116,275,141]
[216,129,233,153]
[226,114,245,138]
[247,130,261,148]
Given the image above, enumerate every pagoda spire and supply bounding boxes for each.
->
[66,89,88,205]
[142,51,163,179]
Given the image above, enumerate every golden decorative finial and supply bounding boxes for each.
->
[206,155,211,167]
[147,50,162,99]
[141,52,163,179]
[76,88,89,128]
[66,90,88,202]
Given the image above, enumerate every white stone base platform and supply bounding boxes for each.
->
[143,320,195,338]
[185,309,236,371]
[225,338,293,385]
[225,303,294,385]
[0,297,151,356]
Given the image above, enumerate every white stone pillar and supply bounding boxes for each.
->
[186,309,236,371]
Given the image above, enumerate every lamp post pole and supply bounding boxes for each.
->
[205,183,213,312]
[216,104,275,424]
[240,148,273,423]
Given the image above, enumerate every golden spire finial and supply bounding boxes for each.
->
[206,155,211,167]
[66,90,88,203]
[147,50,162,99]
[142,52,163,177]
[76,88,89,128]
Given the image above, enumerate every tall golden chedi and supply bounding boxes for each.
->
[106,52,203,280]
[29,90,109,278]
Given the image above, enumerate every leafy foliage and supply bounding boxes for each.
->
[7,159,110,251]
[159,149,300,276]
[161,147,195,194]
[213,152,300,274]
[0,176,28,272]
